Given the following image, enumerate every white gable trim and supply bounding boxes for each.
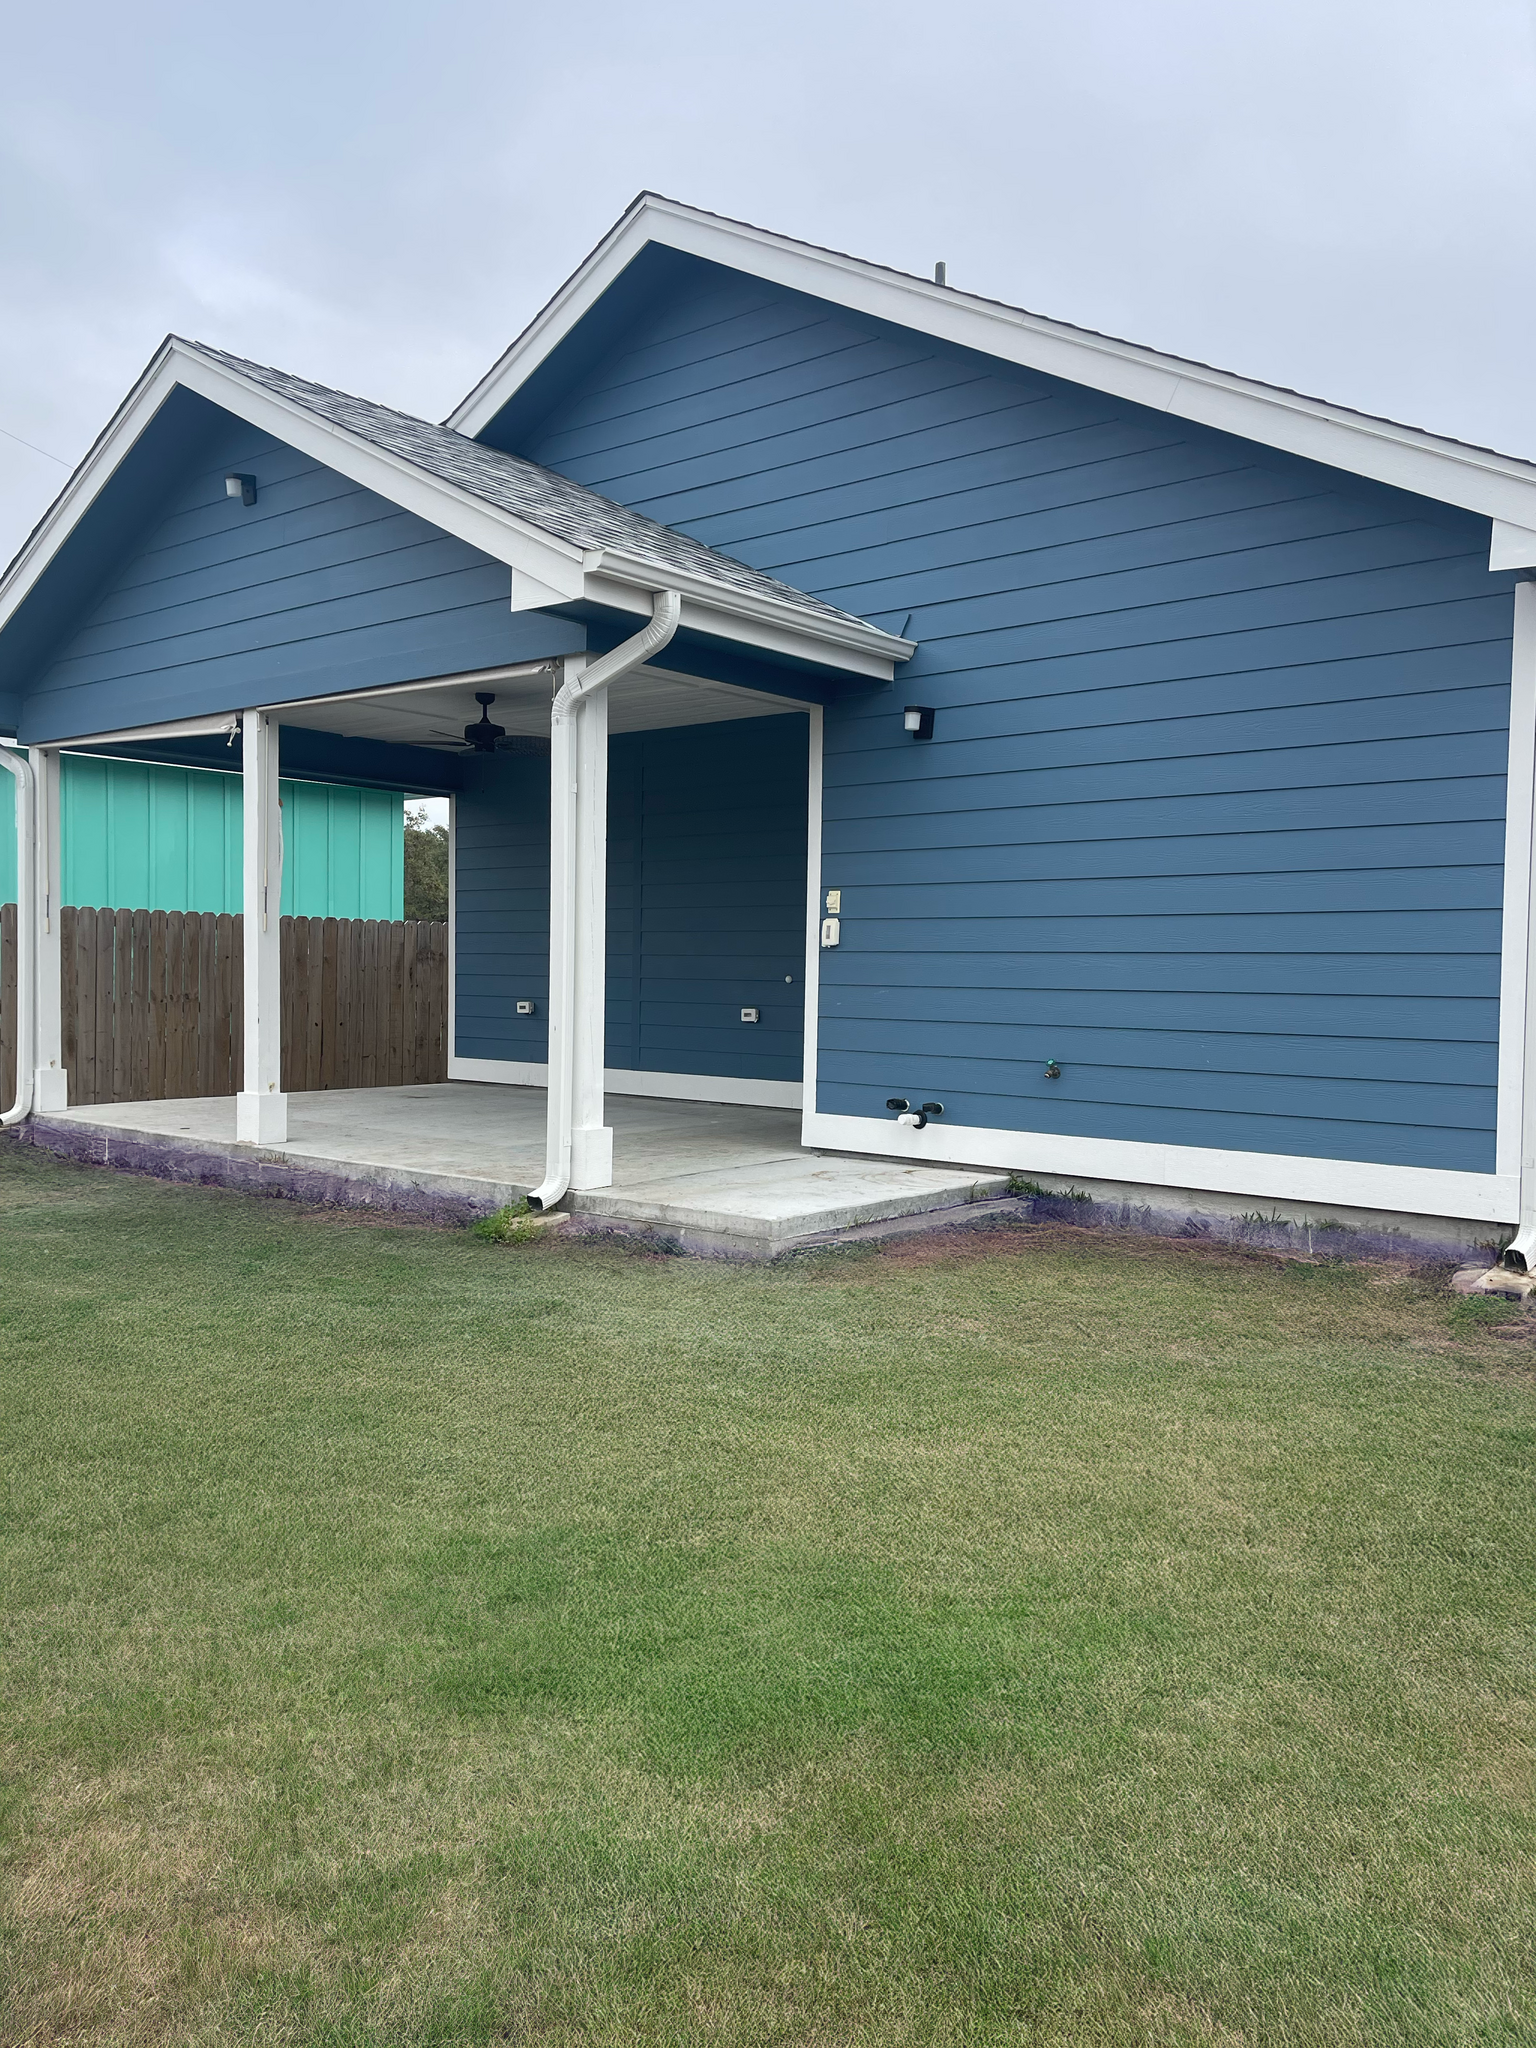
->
[0,338,910,687]
[448,194,1536,532]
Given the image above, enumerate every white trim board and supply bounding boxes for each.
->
[801,1111,1516,1227]
[449,194,1536,536]
[1496,579,1536,1179]
[448,1055,801,1110]
[799,703,824,1140]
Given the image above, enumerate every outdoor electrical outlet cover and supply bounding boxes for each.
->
[517,1000,536,1015]
[740,1007,760,1023]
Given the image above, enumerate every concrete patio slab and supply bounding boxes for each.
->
[25,1083,1010,1252]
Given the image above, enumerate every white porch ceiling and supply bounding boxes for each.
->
[267,662,811,750]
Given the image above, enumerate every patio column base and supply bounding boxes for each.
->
[569,1123,613,1190]
[237,1090,288,1145]
[33,1068,69,1111]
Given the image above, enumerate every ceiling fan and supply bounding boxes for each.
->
[424,691,518,754]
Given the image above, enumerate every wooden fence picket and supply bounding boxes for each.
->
[0,906,447,1109]
[0,901,15,1111]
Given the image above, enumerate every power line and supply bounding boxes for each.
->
[0,423,69,466]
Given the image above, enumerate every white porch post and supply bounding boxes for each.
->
[32,746,68,1109]
[530,595,680,1212]
[236,708,286,1144]
[570,674,612,1188]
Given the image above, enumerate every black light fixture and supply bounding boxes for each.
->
[463,692,506,752]
[225,473,257,507]
[903,705,935,740]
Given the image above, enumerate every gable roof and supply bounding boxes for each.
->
[448,193,1536,570]
[0,335,914,698]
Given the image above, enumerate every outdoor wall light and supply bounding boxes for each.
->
[225,474,257,506]
[903,705,935,740]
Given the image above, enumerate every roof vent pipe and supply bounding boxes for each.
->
[0,743,36,1124]
[528,589,682,1211]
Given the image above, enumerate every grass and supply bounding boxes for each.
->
[1,1139,1533,2046]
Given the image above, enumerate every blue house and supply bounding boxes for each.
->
[5,195,1536,1257]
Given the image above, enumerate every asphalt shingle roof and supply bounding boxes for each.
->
[187,341,874,634]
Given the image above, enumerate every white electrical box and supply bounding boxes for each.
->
[740,1006,760,1023]
[516,1000,535,1016]
[820,916,840,948]
[825,888,841,913]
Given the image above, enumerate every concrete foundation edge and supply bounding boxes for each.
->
[12,1116,1503,1265]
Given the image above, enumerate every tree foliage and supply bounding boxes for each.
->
[404,805,449,921]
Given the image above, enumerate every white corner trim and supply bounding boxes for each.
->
[448,195,1536,531]
[1497,580,1536,1179]
[800,704,823,1138]
[447,1054,801,1109]
[1492,521,1536,571]
[801,1110,1516,1226]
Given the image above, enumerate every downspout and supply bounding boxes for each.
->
[0,742,36,1125]
[529,588,681,1210]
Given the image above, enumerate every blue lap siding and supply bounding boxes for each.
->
[497,254,1518,1172]
[454,715,807,1082]
[17,401,581,744]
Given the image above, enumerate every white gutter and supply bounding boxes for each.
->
[529,589,682,1211]
[0,743,36,1124]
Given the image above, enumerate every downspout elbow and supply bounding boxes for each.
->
[526,589,681,1212]
[0,743,36,1125]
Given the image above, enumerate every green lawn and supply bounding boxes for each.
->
[2,1141,1533,2046]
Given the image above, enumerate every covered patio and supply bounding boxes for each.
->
[1,336,938,1248]
[27,1082,1007,1255]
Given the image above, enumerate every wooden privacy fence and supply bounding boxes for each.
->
[1,905,448,1109]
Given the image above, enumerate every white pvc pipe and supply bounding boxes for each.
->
[529,589,681,1209]
[0,743,36,1125]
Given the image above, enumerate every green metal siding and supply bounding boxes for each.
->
[1,756,403,917]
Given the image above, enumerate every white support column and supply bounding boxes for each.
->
[236,709,286,1144]
[32,746,68,1109]
[569,676,612,1189]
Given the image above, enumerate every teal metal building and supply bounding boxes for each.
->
[0,754,404,917]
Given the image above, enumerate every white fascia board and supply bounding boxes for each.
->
[583,560,907,680]
[0,342,586,644]
[802,1110,1516,1225]
[449,196,1536,531]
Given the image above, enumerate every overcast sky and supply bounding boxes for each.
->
[3,0,1534,572]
